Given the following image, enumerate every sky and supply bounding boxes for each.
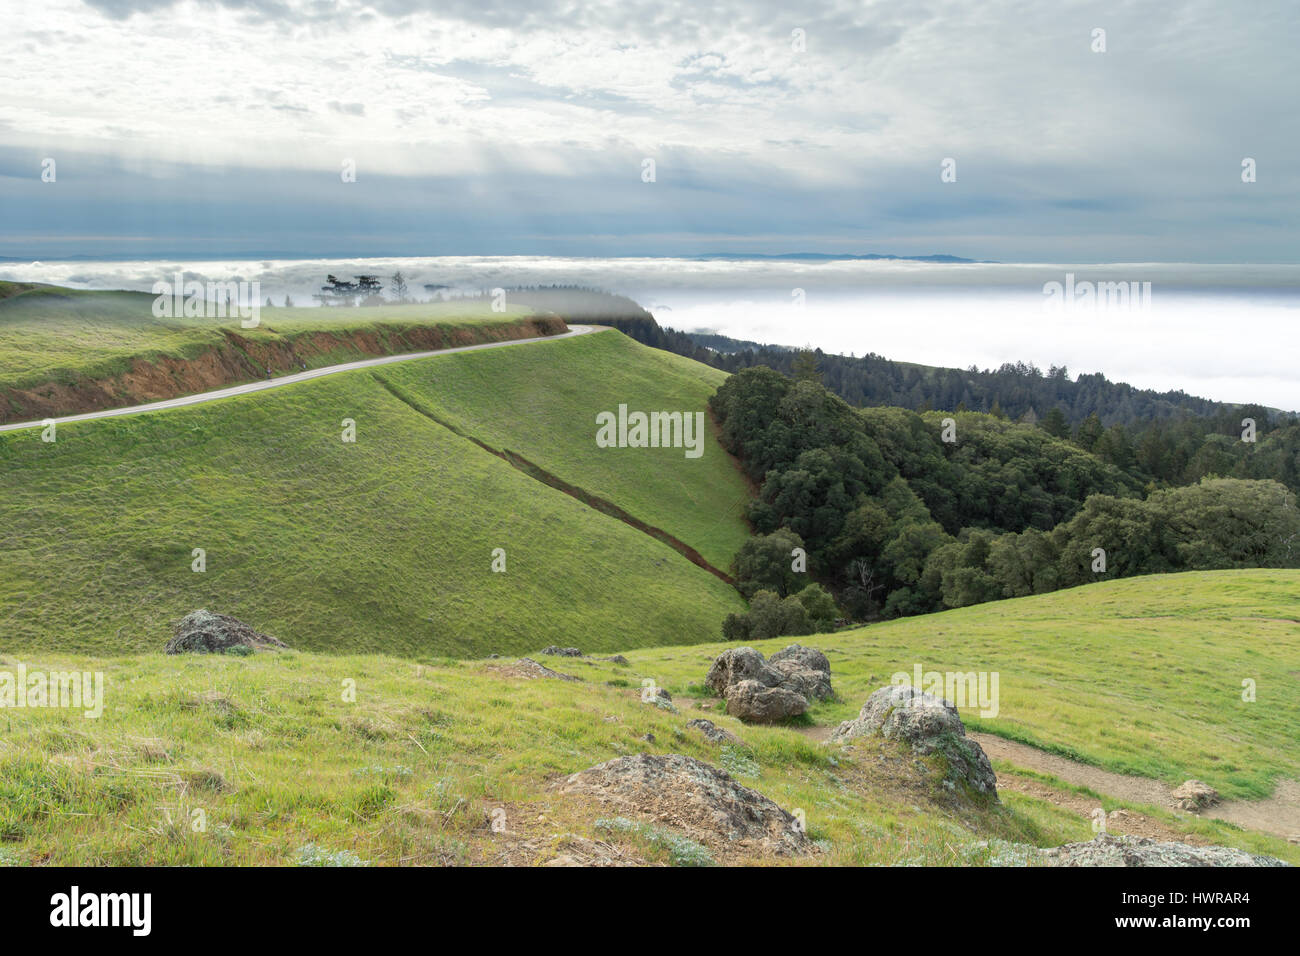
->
[0,0,1297,261]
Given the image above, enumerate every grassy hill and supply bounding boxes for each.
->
[0,330,749,656]
[0,282,562,423]
[371,331,750,570]
[0,570,1294,866]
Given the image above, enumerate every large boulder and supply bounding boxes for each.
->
[830,684,997,798]
[725,679,808,723]
[704,645,833,721]
[560,753,809,856]
[1033,833,1289,867]
[770,644,831,676]
[165,610,287,655]
[770,659,833,702]
[705,647,782,695]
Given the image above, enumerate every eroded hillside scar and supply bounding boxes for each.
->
[372,373,737,586]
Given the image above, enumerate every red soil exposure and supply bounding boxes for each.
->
[0,315,568,424]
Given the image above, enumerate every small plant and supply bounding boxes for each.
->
[719,745,760,778]
[223,644,253,657]
[595,816,715,867]
[294,843,369,867]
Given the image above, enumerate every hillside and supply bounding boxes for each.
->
[0,281,564,424]
[0,330,749,656]
[0,570,1294,866]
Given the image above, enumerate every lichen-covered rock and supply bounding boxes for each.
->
[830,684,996,798]
[725,679,808,723]
[1034,833,1289,867]
[704,645,834,720]
[541,646,583,657]
[165,610,287,655]
[511,658,581,681]
[686,718,742,746]
[1171,779,1220,812]
[705,647,782,695]
[770,659,833,701]
[769,644,831,676]
[559,753,809,855]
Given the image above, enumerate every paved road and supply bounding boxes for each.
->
[0,324,598,433]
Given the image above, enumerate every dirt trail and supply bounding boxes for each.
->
[793,723,1299,841]
[969,731,1300,841]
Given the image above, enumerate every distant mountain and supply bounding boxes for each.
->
[690,252,991,263]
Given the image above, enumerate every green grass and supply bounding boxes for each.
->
[0,333,745,656]
[0,570,1295,866]
[0,281,539,396]
[624,569,1300,801]
[372,331,751,569]
[0,647,1088,866]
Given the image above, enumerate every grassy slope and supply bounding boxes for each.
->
[372,331,751,570]
[0,282,536,392]
[0,335,745,656]
[0,570,1294,866]
[637,569,1300,801]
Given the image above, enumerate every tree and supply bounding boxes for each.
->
[1041,406,1070,439]
[731,529,807,598]
[316,275,358,307]
[390,271,409,302]
[792,348,821,384]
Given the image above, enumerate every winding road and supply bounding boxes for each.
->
[0,324,598,433]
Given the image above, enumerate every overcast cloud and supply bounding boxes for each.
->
[0,0,1296,260]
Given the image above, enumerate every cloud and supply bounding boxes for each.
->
[0,0,1291,260]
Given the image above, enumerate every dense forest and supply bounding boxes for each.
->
[711,368,1300,626]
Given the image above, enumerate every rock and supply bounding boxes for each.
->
[770,659,833,701]
[705,647,782,695]
[830,684,997,798]
[686,718,742,746]
[1171,780,1220,812]
[603,655,630,665]
[769,644,830,675]
[165,610,287,655]
[559,753,809,855]
[541,646,582,657]
[512,658,581,682]
[703,645,834,720]
[653,687,672,702]
[725,679,807,723]
[640,733,655,743]
[1034,833,1289,867]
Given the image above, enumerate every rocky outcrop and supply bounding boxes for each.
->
[725,680,808,722]
[1033,833,1289,867]
[705,645,833,723]
[559,753,809,856]
[541,646,583,657]
[165,610,287,654]
[830,684,997,798]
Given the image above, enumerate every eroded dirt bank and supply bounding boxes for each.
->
[1,315,568,424]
